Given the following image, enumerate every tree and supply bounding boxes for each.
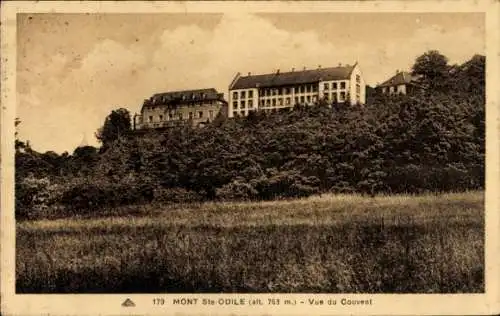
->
[411,50,450,92]
[95,108,131,149]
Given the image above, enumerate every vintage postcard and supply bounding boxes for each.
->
[1,1,499,315]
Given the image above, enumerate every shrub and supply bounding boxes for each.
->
[154,187,205,204]
[216,180,259,201]
[15,176,64,220]
[60,181,155,212]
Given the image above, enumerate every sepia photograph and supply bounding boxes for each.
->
[2,1,499,315]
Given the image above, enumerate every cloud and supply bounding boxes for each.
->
[17,13,484,153]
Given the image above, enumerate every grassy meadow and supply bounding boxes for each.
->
[16,191,484,293]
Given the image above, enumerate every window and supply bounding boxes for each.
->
[286,97,291,105]
[266,99,270,106]
[356,74,361,83]
[241,91,246,98]
[306,85,311,93]
[272,99,276,107]
[312,95,317,102]
[324,83,329,90]
[198,111,203,118]
[233,111,238,117]
[312,85,318,92]
[300,86,305,93]
[279,99,283,106]
[356,84,360,94]
[189,112,193,120]
[249,90,253,98]
[340,92,346,101]
[159,115,163,121]
[332,82,338,89]
[233,101,238,109]
[285,87,290,94]
[179,113,183,120]
[169,113,173,120]
[324,93,329,100]
[241,100,246,108]
[306,95,311,103]
[248,100,253,108]
[295,97,299,104]
[209,110,214,119]
[148,116,153,122]
[332,93,337,102]
[300,96,305,103]
[340,81,346,89]
[260,100,265,106]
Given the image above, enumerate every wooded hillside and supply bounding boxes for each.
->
[15,51,485,219]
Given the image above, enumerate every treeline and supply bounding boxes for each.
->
[15,51,485,219]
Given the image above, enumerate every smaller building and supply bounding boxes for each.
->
[134,88,227,130]
[378,71,420,95]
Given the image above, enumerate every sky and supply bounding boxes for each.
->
[16,12,485,153]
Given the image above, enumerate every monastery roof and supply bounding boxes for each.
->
[144,88,225,107]
[378,71,419,87]
[231,64,356,90]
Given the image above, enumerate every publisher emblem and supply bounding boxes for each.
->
[122,298,136,307]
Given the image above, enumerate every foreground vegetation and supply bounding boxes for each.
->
[17,191,484,293]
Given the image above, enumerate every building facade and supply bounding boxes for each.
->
[378,71,419,95]
[134,88,227,130]
[228,63,366,118]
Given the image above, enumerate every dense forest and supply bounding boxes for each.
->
[15,51,485,219]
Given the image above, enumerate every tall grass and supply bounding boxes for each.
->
[16,191,484,293]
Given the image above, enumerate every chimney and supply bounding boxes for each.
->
[291,67,295,72]
[303,66,306,71]
[276,69,280,74]
[248,72,251,76]
[318,65,322,69]
[338,63,341,67]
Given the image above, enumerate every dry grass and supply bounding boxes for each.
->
[16,191,484,293]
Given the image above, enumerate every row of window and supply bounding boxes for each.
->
[233,108,293,117]
[232,99,254,109]
[323,81,347,90]
[148,100,218,107]
[233,82,351,100]
[260,84,319,97]
[323,92,346,101]
[261,95,318,107]
[231,92,351,109]
[382,85,405,94]
[232,90,254,100]
[147,110,215,123]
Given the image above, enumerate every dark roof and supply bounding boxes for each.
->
[144,88,225,107]
[378,71,419,87]
[231,65,356,90]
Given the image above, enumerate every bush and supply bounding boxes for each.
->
[216,180,259,201]
[154,187,205,204]
[15,176,64,220]
[60,181,155,212]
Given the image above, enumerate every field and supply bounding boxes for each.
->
[16,191,484,293]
